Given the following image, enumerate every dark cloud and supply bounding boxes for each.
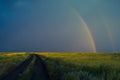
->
[0,0,120,52]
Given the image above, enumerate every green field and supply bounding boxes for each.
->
[38,52,120,80]
[0,52,120,80]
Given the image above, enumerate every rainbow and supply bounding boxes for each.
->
[102,16,116,52]
[70,7,97,52]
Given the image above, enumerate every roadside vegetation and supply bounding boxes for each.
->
[38,52,120,80]
[0,52,29,77]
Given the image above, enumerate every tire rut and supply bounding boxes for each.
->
[0,54,50,80]
[31,54,50,80]
[0,55,34,80]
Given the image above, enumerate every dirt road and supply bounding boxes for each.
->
[0,54,50,80]
[31,54,50,80]
[1,55,34,80]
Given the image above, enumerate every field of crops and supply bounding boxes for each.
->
[0,52,29,78]
[38,52,120,80]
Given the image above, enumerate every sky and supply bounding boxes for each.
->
[0,0,120,52]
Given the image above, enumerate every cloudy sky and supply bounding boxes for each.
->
[0,0,120,52]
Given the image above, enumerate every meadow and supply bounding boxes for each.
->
[38,52,120,80]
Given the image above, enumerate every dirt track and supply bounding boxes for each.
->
[31,55,50,80]
[0,54,50,80]
[1,55,34,80]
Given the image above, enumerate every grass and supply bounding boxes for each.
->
[0,52,120,80]
[0,52,29,77]
[37,52,120,80]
